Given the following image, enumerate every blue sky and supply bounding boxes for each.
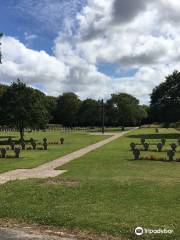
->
[0,0,86,53]
[97,63,138,78]
[0,0,179,103]
[0,0,52,53]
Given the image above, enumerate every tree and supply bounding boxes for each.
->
[133,105,148,125]
[0,84,8,126]
[141,105,151,124]
[0,80,49,139]
[0,84,8,97]
[78,99,101,126]
[46,96,58,123]
[106,93,146,129]
[56,92,81,127]
[150,70,180,123]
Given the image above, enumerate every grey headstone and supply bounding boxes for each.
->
[133,149,141,160]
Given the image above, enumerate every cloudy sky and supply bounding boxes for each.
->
[0,0,180,104]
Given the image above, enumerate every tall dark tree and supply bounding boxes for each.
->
[0,84,8,97]
[0,80,49,139]
[46,96,58,123]
[78,99,101,126]
[0,84,8,125]
[56,92,81,127]
[141,105,150,124]
[150,70,180,123]
[106,93,147,129]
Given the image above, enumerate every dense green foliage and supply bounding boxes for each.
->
[0,84,8,96]
[106,93,147,129]
[56,92,81,127]
[0,80,49,139]
[150,70,180,123]
[46,96,58,123]
[78,99,101,126]
[0,84,8,115]
[0,80,148,129]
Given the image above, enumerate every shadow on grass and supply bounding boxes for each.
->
[135,143,159,146]
[128,133,180,139]
[128,158,178,163]
[0,139,38,145]
[0,136,16,139]
[148,149,175,153]
[0,156,24,159]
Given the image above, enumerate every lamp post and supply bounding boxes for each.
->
[101,99,105,134]
[0,33,3,64]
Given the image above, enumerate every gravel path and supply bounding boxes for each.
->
[0,131,130,185]
[0,227,75,240]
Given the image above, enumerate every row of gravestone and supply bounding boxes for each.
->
[0,148,21,158]
[140,137,180,146]
[6,137,65,150]
[131,137,179,161]
[0,137,50,158]
[6,138,48,151]
[130,142,179,152]
[132,148,176,161]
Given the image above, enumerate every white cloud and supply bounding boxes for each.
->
[24,33,38,47]
[0,36,69,96]
[1,0,180,104]
[112,0,148,24]
[24,33,37,41]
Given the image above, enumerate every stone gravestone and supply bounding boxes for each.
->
[171,143,177,152]
[60,137,64,144]
[14,148,21,158]
[143,143,149,151]
[157,143,163,152]
[10,142,15,150]
[21,141,26,150]
[30,138,34,145]
[8,137,12,145]
[43,142,48,150]
[161,138,166,146]
[31,141,36,150]
[167,150,175,161]
[43,138,48,150]
[141,137,145,145]
[133,149,141,160]
[1,148,6,158]
[130,142,136,151]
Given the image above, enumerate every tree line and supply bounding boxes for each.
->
[0,80,147,138]
[0,70,179,139]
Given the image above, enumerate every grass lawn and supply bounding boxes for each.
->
[87,127,132,132]
[0,128,179,239]
[0,131,108,173]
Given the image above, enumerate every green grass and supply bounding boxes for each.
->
[0,128,180,239]
[0,131,108,173]
[87,127,131,132]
